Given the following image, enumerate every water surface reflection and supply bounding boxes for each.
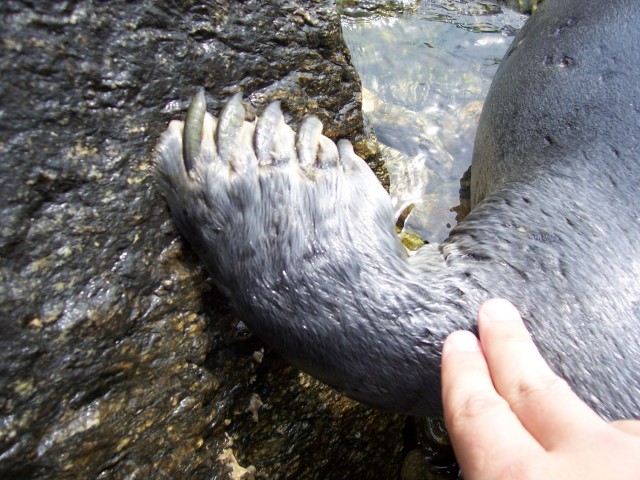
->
[341,1,527,242]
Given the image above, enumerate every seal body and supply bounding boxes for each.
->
[155,0,640,419]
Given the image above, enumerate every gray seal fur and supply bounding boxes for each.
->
[154,0,640,419]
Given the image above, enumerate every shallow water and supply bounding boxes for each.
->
[341,1,527,242]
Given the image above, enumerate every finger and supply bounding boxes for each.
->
[442,330,543,477]
[477,298,605,450]
[612,419,640,437]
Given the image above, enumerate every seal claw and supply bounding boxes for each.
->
[216,93,256,174]
[337,139,365,172]
[183,88,206,172]
[198,111,218,171]
[255,101,296,166]
[296,116,323,169]
[317,135,339,168]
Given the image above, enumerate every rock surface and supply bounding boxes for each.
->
[0,1,402,478]
[499,0,544,14]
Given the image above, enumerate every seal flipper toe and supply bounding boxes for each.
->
[154,120,192,195]
[296,116,324,169]
[216,93,256,174]
[198,112,219,174]
[317,135,340,168]
[183,88,206,172]
[255,101,297,166]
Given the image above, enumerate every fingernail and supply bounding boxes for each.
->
[444,331,480,354]
[479,298,520,323]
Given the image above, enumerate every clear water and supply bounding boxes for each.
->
[341,1,527,242]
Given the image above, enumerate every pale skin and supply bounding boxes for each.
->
[441,298,640,480]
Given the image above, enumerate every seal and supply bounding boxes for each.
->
[154,0,640,419]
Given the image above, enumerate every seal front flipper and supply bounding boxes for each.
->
[153,91,452,416]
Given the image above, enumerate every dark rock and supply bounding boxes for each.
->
[0,0,400,478]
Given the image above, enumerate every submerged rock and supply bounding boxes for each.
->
[0,0,401,478]
[499,0,543,14]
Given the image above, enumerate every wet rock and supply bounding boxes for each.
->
[0,0,401,478]
[400,449,442,480]
[400,417,458,480]
[498,0,544,14]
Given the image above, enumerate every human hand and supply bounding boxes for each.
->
[441,298,640,479]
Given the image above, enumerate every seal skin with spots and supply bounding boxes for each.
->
[154,0,640,419]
